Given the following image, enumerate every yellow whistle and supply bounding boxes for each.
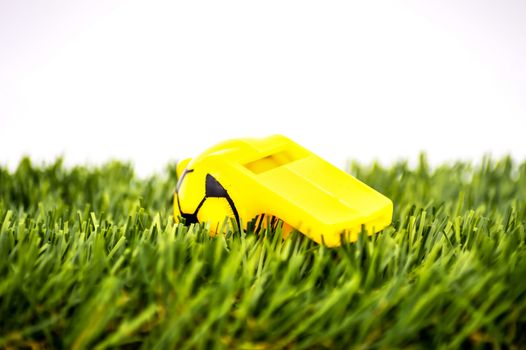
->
[174,135,392,247]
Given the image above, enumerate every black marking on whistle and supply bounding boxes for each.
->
[205,174,228,197]
[179,196,204,225]
[176,168,198,224]
[205,174,241,231]
[175,171,240,230]
[176,168,194,192]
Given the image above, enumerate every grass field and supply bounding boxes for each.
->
[0,156,525,349]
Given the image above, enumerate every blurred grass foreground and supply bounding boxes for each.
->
[0,156,525,349]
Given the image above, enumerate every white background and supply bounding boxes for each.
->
[1,0,525,176]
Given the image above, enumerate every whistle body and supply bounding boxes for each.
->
[174,135,392,247]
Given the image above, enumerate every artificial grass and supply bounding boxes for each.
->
[0,156,525,349]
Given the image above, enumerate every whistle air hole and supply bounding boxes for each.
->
[244,150,302,174]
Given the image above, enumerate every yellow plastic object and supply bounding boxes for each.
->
[174,135,393,247]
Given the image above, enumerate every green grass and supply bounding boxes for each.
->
[0,155,525,349]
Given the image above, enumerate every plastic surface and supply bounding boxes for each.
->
[174,135,393,247]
